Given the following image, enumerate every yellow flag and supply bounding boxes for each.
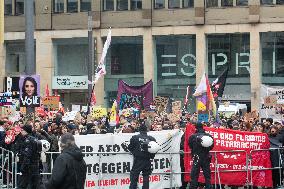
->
[0,0,4,44]
[109,100,117,126]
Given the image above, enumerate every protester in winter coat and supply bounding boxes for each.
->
[46,133,87,189]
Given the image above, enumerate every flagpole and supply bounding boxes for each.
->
[87,11,94,115]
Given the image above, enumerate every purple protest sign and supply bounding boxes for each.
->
[19,75,40,107]
[117,80,153,111]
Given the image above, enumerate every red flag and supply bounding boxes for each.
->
[45,84,50,97]
[90,89,96,106]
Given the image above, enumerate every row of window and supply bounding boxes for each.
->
[4,0,284,15]
[6,33,284,78]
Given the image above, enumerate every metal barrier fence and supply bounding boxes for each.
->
[0,147,16,189]
[1,147,284,188]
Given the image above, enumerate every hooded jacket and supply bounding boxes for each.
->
[46,145,87,189]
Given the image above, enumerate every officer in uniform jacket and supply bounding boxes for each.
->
[188,123,214,189]
[128,123,156,189]
[46,133,87,189]
[18,124,41,189]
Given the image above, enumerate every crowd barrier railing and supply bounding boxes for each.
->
[3,148,284,188]
[250,148,284,187]
[0,147,16,189]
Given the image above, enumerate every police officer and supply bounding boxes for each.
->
[128,122,156,189]
[18,124,41,189]
[188,122,214,189]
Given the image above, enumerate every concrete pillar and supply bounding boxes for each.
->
[0,44,5,91]
[35,32,53,96]
[94,30,105,106]
[143,28,156,95]
[195,31,206,86]
[250,29,261,111]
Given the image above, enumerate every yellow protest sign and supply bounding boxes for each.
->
[91,107,107,118]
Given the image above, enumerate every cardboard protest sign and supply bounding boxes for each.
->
[72,104,81,112]
[62,111,78,122]
[19,75,40,107]
[0,107,13,117]
[42,96,60,110]
[260,84,284,120]
[153,96,169,113]
[91,107,107,119]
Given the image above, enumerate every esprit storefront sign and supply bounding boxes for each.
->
[52,76,88,90]
[160,52,250,77]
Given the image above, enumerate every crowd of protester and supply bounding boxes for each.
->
[0,109,283,188]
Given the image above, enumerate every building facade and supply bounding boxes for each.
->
[1,0,284,111]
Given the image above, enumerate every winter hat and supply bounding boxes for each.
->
[22,124,33,134]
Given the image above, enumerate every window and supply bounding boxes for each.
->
[222,0,233,6]
[131,0,142,10]
[154,0,165,9]
[155,35,196,113]
[80,0,91,12]
[169,0,180,8]
[261,0,273,5]
[56,44,88,75]
[54,0,64,13]
[15,0,24,15]
[277,0,284,4]
[207,34,250,77]
[117,0,128,10]
[67,0,78,12]
[261,32,284,77]
[107,37,143,75]
[206,0,218,7]
[236,0,248,6]
[6,42,26,74]
[183,0,194,8]
[103,0,114,11]
[4,0,12,15]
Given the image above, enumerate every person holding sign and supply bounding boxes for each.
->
[128,122,158,189]
[188,123,214,189]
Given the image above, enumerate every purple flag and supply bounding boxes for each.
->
[117,80,153,111]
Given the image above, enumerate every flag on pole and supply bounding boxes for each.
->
[211,68,229,100]
[206,76,217,119]
[45,84,50,97]
[109,100,118,126]
[94,29,112,83]
[90,88,96,106]
[193,73,207,96]
[0,0,4,44]
[184,86,190,105]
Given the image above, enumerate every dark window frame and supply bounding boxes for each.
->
[15,0,25,15]
[67,0,78,13]
[53,0,65,13]
[154,0,165,9]
[103,0,114,11]
[4,0,13,15]
[80,0,91,12]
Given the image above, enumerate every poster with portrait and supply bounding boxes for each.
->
[19,75,40,107]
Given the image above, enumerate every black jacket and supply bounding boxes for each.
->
[46,145,87,189]
[189,130,214,158]
[128,131,156,159]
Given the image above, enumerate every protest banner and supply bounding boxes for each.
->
[117,80,153,111]
[62,111,78,122]
[91,107,107,119]
[260,84,284,120]
[74,130,183,189]
[153,96,169,113]
[42,96,60,110]
[184,123,272,187]
[19,75,40,107]
[0,92,13,106]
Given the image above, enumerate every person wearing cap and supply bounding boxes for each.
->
[45,133,87,189]
[188,122,214,189]
[18,124,41,189]
[128,122,156,189]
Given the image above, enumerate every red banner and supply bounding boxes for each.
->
[184,123,272,187]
